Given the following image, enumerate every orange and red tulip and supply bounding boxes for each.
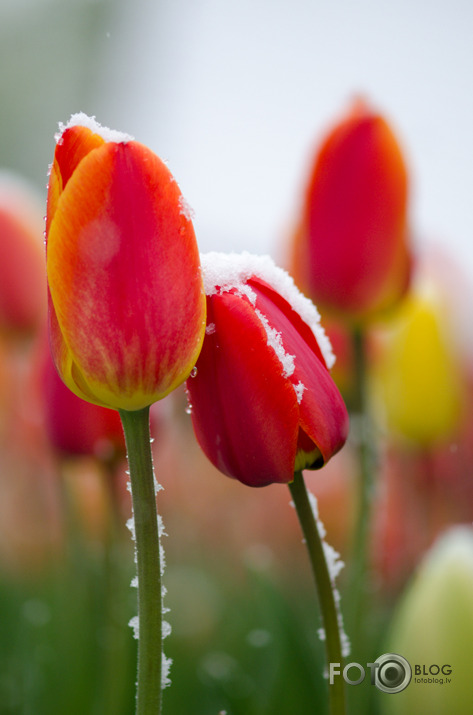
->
[292,99,412,324]
[46,114,206,411]
[186,253,349,487]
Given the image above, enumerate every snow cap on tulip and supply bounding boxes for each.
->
[291,98,412,324]
[186,252,349,487]
[46,113,206,411]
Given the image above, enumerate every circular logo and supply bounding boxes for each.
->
[374,653,412,694]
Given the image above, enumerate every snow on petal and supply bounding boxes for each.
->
[201,251,335,369]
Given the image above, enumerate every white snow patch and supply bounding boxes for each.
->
[294,381,306,404]
[201,252,335,369]
[255,308,295,377]
[178,194,195,221]
[56,112,134,145]
[162,620,172,639]
[323,542,345,582]
[129,615,139,640]
[162,653,173,689]
[126,516,136,542]
[205,322,216,335]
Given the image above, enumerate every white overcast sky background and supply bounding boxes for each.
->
[2,0,471,280]
[93,0,473,279]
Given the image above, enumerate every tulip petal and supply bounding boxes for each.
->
[46,126,105,235]
[47,139,205,410]
[250,279,349,464]
[189,292,300,486]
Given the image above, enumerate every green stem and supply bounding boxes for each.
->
[348,326,374,654]
[289,471,346,715]
[101,464,134,715]
[119,407,162,715]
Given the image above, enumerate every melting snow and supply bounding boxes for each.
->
[129,615,139,640]
[127,477,172,686]
[291,490,351,659]
[178,194,195,221]
[293,381,306,404]
[56,112,134,145]
[201,252,335,369]
[162,653,173,689]
[254,308,295,377]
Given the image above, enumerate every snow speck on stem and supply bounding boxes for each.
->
[127,479,173,688]
[291,489,351,659]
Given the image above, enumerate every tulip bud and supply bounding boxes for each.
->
[291,99,411,324]
[186,252,349,487]
[381,527,473,715]
[46,113,206,411]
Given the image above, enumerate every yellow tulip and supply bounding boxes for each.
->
[373,278,462,445]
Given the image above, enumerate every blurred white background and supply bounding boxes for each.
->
[2,0,473,274]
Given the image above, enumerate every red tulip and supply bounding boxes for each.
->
[0,172,46,336]
[292,99,411,323]
[41,339,125,459]
[186,253,349,487]
[46,114,206,410]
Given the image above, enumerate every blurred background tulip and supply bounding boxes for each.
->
[288,99,412,325]
[372,270,463,446]
[0,172,59,578]
[380,526,473,715]
[370,250,473,595]
[0,172,46,338]
[40,336,125,462]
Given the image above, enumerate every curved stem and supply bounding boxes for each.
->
[119,407,162,715]
[289,471,346,715]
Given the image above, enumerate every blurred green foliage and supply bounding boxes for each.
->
[0,527,335,715]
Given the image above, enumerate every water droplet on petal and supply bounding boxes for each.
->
[190,366,198,378]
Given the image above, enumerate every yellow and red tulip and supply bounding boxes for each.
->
[291,99,412,324]
[186,253,349,487]
[46,114,206,411]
